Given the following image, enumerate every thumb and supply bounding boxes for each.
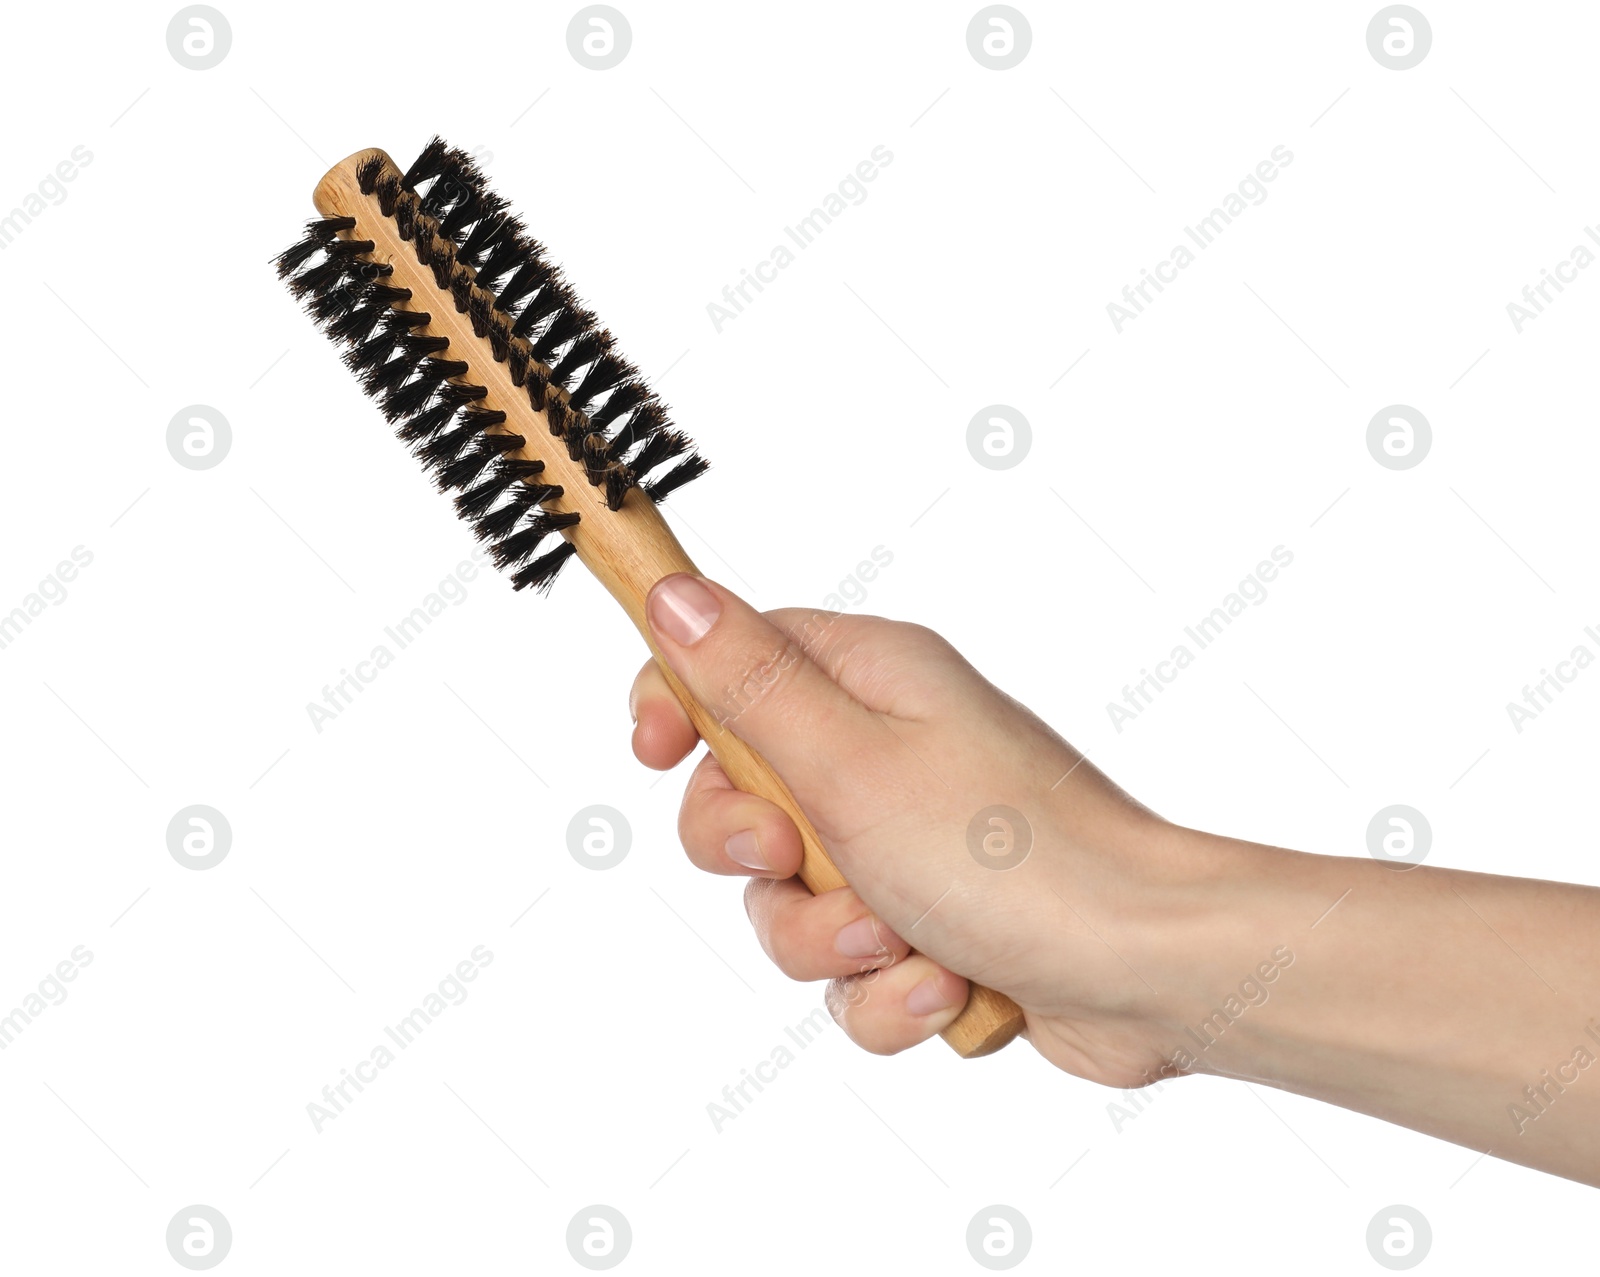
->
[644,574,877,810]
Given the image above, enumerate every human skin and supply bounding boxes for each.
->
[628,574,1600,1189]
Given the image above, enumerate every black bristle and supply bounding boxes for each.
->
[356,156,384,194]
[644,454,709,503]
[455,468,520,521]
[446,189,506,247]
[564,422,593,462]
[468,291,496,339]
[458,462,548,530]
[442,378,482,401]
[420,173,465,221]
[569,354,629,412]
[629,428,691,478]
[582,431,611,483]
[413,223,437,265]
[345,328,401,375]
[400,334,451,358]
[421,151,486,224]
[613,401,670,453]
[460,213,514,268]
[528,306,586,365]
[376,174,401,217]
[345,316,412,374]
[472,225,532,289]
[428,243,457,291]
[515,480,560,506]
[395,382,475,440]
[460,407,508,431]
[511,540,579,593]
[471,499,530,543]
[400,138,449,191]
[439,447,500,491]
[551,330,610,387]
[499,458,546,482]
[396,397,460,443]
[525,368,549,411]
[386,309,430,331]
[365,352,420,398]
[394,194,418,241]
[603,465,635,511]
[274,217,353,278]
[493,511,580,568]
[544,397,569,438]
[506,344,531,386]
[307,284,362,325]
[288,254,353,299]
[324,237,376,258]
[369,284,413,305]
[494,255,555,314]
[417,420,481,473]
[450,270,474,314]
[511,285,567,340]
[439,191,491,242]
[382,359,453,421]
[485,314,514,362]
[439,433,525,493]
[589,380,650,434]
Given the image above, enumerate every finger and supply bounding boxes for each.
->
[677,752,803,878]
[645,576,882,809]
[742,877,910,980]
[629,659,697,769]
[825,954,970,1055]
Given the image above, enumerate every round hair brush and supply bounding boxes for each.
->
[275,138,1025,1058]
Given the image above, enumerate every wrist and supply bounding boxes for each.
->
[1061,816,1310,1082]
[1118,825,1350,1082]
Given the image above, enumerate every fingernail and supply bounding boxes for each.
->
[724,830,768,871]
[905,977,955,1017]
[835,916,903,959]
[650,575,720,646]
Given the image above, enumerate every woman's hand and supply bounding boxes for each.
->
[629,573,1206,1084]
[629,575,1600,1188]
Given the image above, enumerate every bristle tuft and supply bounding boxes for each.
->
[644,454,710,503]
[510,540,578,593]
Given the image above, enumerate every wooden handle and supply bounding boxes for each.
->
[312,151,1026,1058]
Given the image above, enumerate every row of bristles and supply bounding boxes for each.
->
[274,138,706,592]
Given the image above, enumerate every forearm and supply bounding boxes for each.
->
[1144,827,1600,1185]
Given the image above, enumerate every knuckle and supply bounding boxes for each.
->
[894,619,953,658]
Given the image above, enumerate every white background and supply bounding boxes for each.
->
[1,0,1595,1270]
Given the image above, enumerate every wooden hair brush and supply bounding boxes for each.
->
[275,138,1025,1058]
